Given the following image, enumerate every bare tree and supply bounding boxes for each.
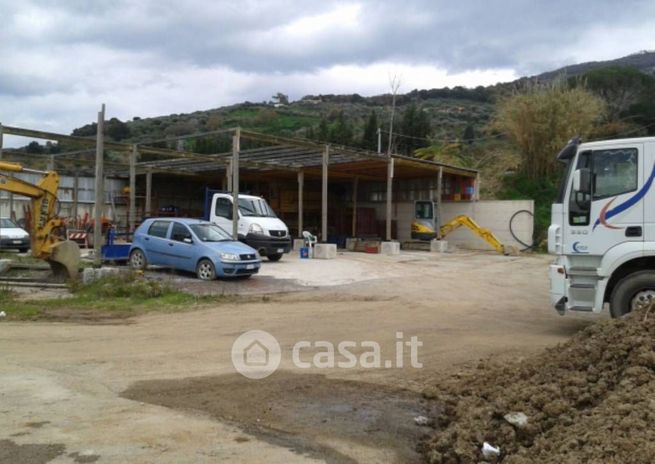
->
[386,74,401,155]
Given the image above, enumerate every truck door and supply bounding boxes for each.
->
[212,196,234,233]
[565,144,645,257]
[644,142,655,244]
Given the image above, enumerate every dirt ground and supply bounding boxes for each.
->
[0,251,597,463]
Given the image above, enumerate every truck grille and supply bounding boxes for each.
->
[240,253,257,261]
[269,230,287,237]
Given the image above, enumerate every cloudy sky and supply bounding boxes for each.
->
[1,0,654,146]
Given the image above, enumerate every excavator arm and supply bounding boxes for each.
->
[0,161,80,279]
[439,215,506,254]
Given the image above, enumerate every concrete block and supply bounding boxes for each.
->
[430,240,449,253]
[380,241,400,255]
[293,238,305,250]
[0,259,12,275]
[313,243,337,259]
[82,266,124,285]
[345,238,358,251]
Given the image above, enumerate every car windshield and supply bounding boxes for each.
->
[189,223,233,242]
[238,198,276,217]
[0,218,19,228]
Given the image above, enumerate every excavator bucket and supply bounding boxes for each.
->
[47,240,81,280]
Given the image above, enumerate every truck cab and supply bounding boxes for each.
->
[207,192,291,261]
[548,137,655,317]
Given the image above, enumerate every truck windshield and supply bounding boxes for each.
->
[238,198,276,217]
[189,223,233,242]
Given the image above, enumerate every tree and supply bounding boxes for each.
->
[106,117,130,141]
[25,141,44,154]
[462,124,475,145]
[271,92,289,105]
[329,110,353,145]
[397,103,431,155]
[492,81,606,179]
[574,66,655,122]
[361,110,379,151]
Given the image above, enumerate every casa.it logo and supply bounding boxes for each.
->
[572,241,589,254]
[594,162,655,231]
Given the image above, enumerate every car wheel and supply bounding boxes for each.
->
[267,253,283,262]
[129,249,147,270]
[196,259,216,281]
[610,271,655,318]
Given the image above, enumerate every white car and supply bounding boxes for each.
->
[0,217,30,253]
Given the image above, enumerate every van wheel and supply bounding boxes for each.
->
[610,271,655,318]
[130,249,147,270]
[196,259,216,281]
[268,253,282,262]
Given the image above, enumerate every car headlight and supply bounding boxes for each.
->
[220,252,240,262]
[249,223,263,234]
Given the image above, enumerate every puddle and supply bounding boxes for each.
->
[122,371,437,463]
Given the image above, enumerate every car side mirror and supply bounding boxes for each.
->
[183,237,193,244]
[573,168,591,194]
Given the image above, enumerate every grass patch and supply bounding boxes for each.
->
[0,272,216,321]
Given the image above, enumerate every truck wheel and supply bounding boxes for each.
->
[267,253,282,262]
[610,271,655,318]
[196,259,216,281]
[130,249,147,270]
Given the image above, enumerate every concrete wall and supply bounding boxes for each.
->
[441,200,534,250]
[357,199,534,251]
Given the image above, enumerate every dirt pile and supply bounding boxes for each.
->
[422,311,655,463]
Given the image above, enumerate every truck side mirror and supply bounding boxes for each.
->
[573,168,591,194]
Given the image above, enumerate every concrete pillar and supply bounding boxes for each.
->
[72,170,79,226]
[129,144,137,232]
[385,157,394,241]
[93,104,105,266]
[321,145,329,242]
[351,176,358,237]
[231,128,240,240]
[145,169,152,217]
[47,155,54,171]
[226,159,232,192]
[377,127,382,154]
[436,166,443,239]
[297,170,304,237]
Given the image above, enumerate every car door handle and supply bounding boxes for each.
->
[144,237,149,241]
[626,226,642,237]
[168,242,174,246]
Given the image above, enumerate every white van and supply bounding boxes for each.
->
[208,193,291,261]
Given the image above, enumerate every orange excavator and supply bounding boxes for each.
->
[0,161,80,279]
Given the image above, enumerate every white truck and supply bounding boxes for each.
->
[548,136,655,318]
[206,191,291,261]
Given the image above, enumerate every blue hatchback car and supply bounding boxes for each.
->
[129,218,261,280]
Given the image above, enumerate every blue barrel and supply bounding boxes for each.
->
[300,247,309,259]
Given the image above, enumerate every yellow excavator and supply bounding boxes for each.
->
[0,161,80,279]
[411,200,508,254]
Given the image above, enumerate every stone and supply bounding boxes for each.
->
[429,240,449,253]
[380,241,400,255]
[313,243,337,259]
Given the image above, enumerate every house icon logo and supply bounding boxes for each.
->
[231,330,281,379]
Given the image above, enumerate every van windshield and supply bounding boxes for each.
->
[189,223,233,242]
[0,218,19,228]
[238,198,276,217]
